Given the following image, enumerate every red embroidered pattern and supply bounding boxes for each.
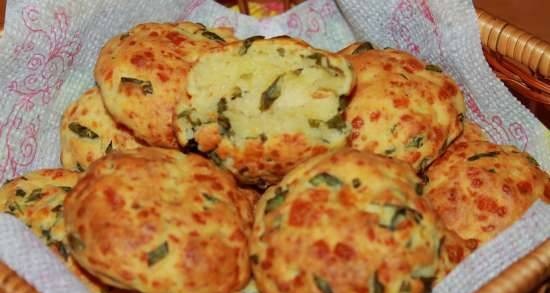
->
[286,0,337,39]
[465,93,529,150]
[179,0,206,20]
[0,5,81,181]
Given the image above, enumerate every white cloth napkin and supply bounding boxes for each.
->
[0,214,88,292]
[0,0,547,292]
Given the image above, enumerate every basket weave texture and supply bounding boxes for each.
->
[0,262,38,293]
[477,9,550,127]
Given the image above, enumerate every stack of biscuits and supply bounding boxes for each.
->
[1,21,548,293]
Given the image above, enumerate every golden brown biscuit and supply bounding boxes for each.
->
[0,169,79,258]
[250,149,451,293]
[60,87,144,171]
[454,119,489,144]
[95,22,237,148]
[175,36,355,186]
[425,141,550,245]
[64,147,256,293]
[340,43,465,172]
[435,229,476,283]
[0,169,131,293]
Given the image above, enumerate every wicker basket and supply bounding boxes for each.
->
[477,9,550,127]
[0,262,38,293]
[0,1,548,292]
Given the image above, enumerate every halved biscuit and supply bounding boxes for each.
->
[251,149,453,293]
[340,43,465,172]
[425,140,550,245]
[175,36,355,185]
[95,22,237,148]
[60,87,144,171]
[64,147,256,293]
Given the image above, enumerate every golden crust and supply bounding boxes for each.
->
[0,169,132,293]
[60,87,144,171]
[95,22,237,148]
[214,134,330,186]
[250,149,449,293]
[425,141,550,245]
[435,228,476,283]
[175,37,355,186]
[64,147,256,293]
[341,46,465,171]
[0,169,79,256]
[454,119,489,144]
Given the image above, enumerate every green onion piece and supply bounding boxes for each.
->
[457,113,465,123]
[105,141,113,154]
[313,274,333,293]
[68,233,85,252]
[259,75,282,111]
[352,178,361,188]
[425,64,442,72]
[53,241,69,261]
[208,152,223,167]
[352,41,374,55]
[147,241,169,266]
[406,135,424,148]
[6,200,23,215]
[373,271,384,293]
[377,204,423,230]
[120,77,153,95]
[217,98,228,114]
[326,114,346,131]
[119,32,130,40]
[399,281,412,293]
[308,119,322,128]
[201,31,225,43]
[239,36,264,55]
[418,157,431,173]
[525,155,539,167]
[41,228,52,242]
[202,193,220,204]
[384,148,396,155]
[230,87,242,100]
[250,254,259,264]
[437,236,445,257]
[306,53,324,65]
[15,188,26,197]
[25,188,43,203]
[467,151,500,161]
[69,123,99,139]
[264,187,288,214]
[58,186,72,193]
[309,172,342,187]
[338,95,349,112]
[415,183,424,196]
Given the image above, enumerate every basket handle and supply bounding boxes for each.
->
[476,240,550,293]
[477,9,550,78]
[0,261,39,293]
[0,0,6,37]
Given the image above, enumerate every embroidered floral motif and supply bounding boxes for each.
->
[0,5,81,181]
